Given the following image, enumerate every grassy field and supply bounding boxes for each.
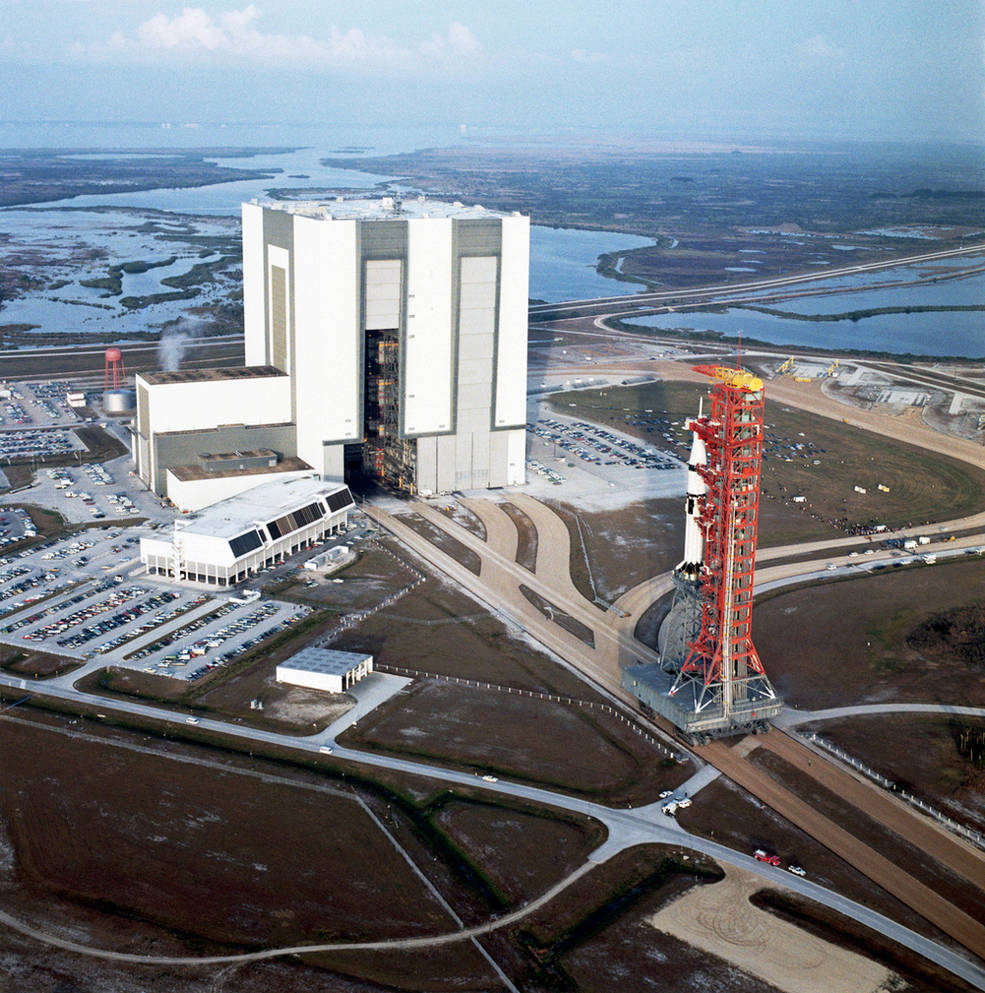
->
[0,708,616,991]
[754,557,985,709]
[338,679,688,805]
[806,714,985,835]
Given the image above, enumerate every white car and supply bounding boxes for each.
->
[659,790,674,799]
[185,717,200,725]
[481,774,499,783]
[319,746,334,754]
[787,865,806,877]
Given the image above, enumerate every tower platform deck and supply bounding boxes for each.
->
[622,662,783,740]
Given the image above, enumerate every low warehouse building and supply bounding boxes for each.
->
[276,647,373,693]
[140,476,355,586]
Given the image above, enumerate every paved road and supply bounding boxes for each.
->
[779,702,985,728]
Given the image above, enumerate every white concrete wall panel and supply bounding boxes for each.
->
[436,434,457,492]
[292,216,361,466]
[275,666,342,694]
[241,203,267,367]
[506,427,526,485]
[364,259,402,330]
[147,376,291,435]
[415,436,438,495]
[266,245,291,374]
[495,215,530,428]
[404,219,454,435]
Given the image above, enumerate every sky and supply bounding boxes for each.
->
[0,0,982,143]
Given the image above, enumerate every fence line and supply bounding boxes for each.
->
[315,541,426,643]
[374,662,683,761]
[803,732,985,851]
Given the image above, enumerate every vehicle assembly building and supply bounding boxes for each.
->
[624,365,782,740]
[133,196,529,511]
[139,477,355,586]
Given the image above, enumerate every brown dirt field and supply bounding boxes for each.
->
[0,706,630,992]
[80,665,187,702]
[499,501,538,572]
[808,714,985,834]
[435,799,605,906]
[0,464,34,489]
[0,648,80,679]
[74,424,128,462]
[399,513,482,575]
[519,583,595,647]
[747,747,985,927]
[0,717,459,950]
[754,557,985,709]
[751,889,982,993]
[299,943,499,993]
[264,542,418,612]
[648,867,890,993]
[549,498,682,604]
[328,576,605,698]
[338,680,688,804]
[676,776,954,946]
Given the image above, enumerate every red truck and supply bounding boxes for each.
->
[754,849,781,866]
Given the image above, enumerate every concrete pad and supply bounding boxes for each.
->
[314,671,412,743]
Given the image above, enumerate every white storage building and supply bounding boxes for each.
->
[276,646,373,693]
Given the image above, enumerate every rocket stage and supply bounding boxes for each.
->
[622,663,783,741]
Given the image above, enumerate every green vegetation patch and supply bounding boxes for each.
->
[907,599,985,667]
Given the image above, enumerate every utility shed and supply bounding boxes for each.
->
[276,647,373,693]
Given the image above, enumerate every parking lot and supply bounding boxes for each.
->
[522,403,687,510]
[0,507,37,548]
[0,425,86,462]
[0,380,84,428]
[2,454,171,525]
[0,532,309,680]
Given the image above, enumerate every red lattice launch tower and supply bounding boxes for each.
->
[669,364,778,722]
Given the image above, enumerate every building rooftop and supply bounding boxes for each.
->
[139,365,285,386]
[279,647,372,677]
[168,456,311,482]
[252,195,518,222]
[174,476,351,540]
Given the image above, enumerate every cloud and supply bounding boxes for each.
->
[795,34,846,62]
[77,7,482,71]
[570,48,607,65]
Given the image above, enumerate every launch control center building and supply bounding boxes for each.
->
[133,196,529,511]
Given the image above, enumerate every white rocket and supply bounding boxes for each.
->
[675,405,707,582]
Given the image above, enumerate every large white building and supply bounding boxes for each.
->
[133,195,528,509]
[139,476,355,586]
